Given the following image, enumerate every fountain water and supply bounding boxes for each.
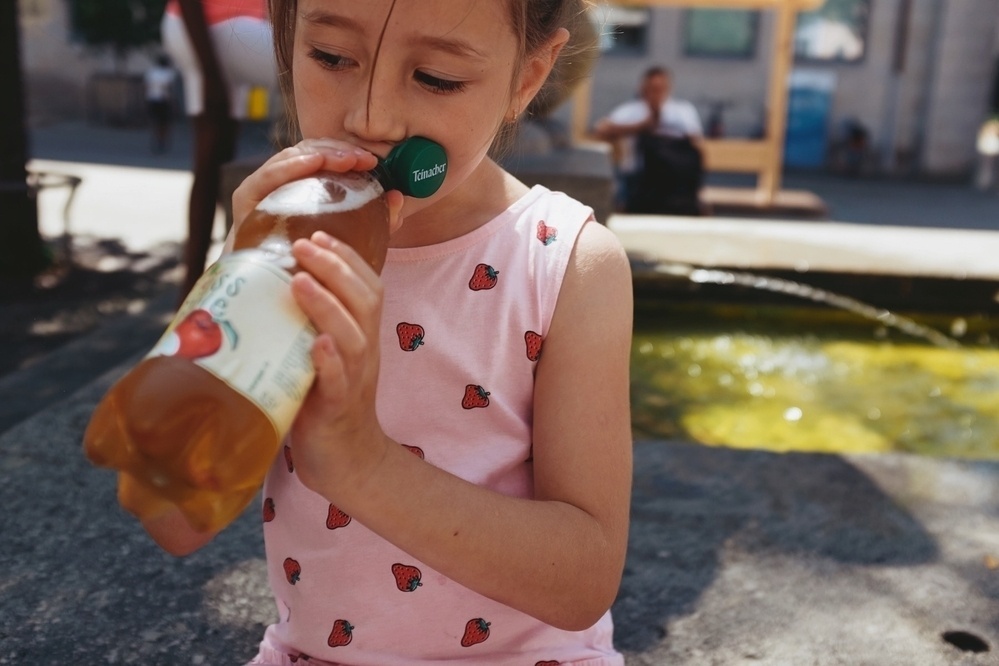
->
[630,261,999,459]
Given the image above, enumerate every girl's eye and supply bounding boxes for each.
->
[308,48,352,71]
[414,70,467,95]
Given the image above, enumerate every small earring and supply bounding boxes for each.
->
[508,108,520,124]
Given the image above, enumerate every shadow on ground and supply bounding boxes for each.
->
[613,440,940,652]
[0,235,181,433]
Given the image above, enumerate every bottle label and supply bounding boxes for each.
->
[147,251,316,437]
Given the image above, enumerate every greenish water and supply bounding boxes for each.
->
[631,303,999,459]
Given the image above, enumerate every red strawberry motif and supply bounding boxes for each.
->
[460,618,491,647]
[536,661,561,666]
[525,331,543,362]
[283,557,301,585]
[326,504,352,530]
[262,497,276,523]
[328,619,354,647]
[283,445,294,473]
[469,263,499,290]
[537,220,557,246]
[391,563,423,592]
[461,384,490,409]
[402,444,425,459]
[396,322,425,351]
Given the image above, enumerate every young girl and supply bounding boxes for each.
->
[139,0,634,662]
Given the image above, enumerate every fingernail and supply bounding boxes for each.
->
[312,230,336,247]
[294,238,318,257]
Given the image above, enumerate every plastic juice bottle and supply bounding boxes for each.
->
[84,137,448,534]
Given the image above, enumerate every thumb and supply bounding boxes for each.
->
[386,190,406,236]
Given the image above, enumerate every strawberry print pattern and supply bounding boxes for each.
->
[326,504,351,530]
[536,220,557,245]
[283,557,301,585]
[396,322,425,351]
[461,384,490,409]
[391,563,423,592]
[525,331,543,362]
[257,193,606,661]
[402,444,425,459]
[460,618,491,647]
[468,263,499,290]
[327,619,354,647]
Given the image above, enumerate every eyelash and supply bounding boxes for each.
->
[308,48,351,71]
[307,48,467,95]
[414,71,467,95]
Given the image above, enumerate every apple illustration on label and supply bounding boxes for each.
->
[154,308,237,360]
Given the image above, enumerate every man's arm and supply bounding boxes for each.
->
[592,100,658,142]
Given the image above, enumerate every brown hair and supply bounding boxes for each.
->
[267,0,597,149]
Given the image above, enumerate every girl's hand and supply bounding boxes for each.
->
[228,138,405,497]
[231,138,405,236]
[286,230,390,499]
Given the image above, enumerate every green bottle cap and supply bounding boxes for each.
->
[376,136,448,198]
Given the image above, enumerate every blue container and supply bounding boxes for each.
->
[784,71,836,168]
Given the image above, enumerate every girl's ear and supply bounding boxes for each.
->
[510,27,571,119]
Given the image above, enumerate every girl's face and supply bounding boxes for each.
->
[292,0,524,210]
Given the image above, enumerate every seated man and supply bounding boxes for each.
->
[594,66,704,215]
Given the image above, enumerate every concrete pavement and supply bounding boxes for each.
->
[2,120,999,665]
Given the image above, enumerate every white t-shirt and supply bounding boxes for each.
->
[607,97,703,173]
[144,66,177,102]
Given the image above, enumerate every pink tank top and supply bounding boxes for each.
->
[165,0,268,25]
[255,186,623,665]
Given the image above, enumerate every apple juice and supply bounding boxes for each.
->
[84,137,447,535]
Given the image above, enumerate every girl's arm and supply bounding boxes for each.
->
[292,221,634,631]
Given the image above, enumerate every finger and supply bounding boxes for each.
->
[386,190,405,236]
[291,238,382,338]
[308,333,350,402]
[293,233,383,325]
[292,235,375,296]
[290,270,368,360]
[233,141,381,225]
[232,151,324,225]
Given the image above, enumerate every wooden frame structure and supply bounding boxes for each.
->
[574,0,825,211]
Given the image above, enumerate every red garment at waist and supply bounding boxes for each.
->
[165,0,267,25]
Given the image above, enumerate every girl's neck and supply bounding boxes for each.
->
[388,158,530,249]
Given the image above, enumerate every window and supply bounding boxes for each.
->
[684,9,758,59]
[591,4,651,55]
[794,0,871,63]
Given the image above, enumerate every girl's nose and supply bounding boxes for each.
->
[343,70,407,147]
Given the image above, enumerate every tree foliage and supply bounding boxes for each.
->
[67,0,168,63]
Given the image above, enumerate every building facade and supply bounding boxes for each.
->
[18,0,999,177]
[587,0,999,177]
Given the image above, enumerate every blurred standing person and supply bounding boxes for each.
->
[144,54,178,154]
[161,0,278,302]
[594,66,704,215]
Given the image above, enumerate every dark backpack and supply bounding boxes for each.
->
[627,133,704,216]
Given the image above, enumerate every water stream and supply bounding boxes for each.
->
[652,262,961,349]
